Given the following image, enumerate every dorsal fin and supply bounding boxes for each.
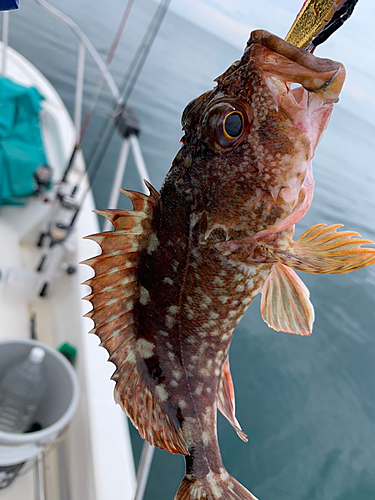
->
[218,357,248,442]
[82,186,188,455]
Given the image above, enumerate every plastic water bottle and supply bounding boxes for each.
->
[0,347,47,433]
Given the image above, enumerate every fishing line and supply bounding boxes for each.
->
[84,0,171,177]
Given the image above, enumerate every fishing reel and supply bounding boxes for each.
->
[56,192,80,212]
[33,164,53,198]
[48,221,71,246]
[37,190,79,248]
[37,220,76,297]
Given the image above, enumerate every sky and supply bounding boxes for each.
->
[169,0,375,126]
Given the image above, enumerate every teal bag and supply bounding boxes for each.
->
[0,77,47,207]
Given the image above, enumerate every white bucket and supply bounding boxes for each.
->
[0,339,79,491]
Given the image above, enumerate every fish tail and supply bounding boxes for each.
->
[175,469,259,500]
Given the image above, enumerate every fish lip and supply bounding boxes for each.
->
[248,29,341,75]
[247,30,345,95]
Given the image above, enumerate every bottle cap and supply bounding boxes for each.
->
[29,347,46,364]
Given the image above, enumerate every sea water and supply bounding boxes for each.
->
[5,0,375,498]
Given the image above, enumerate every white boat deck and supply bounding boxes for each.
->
[0,43,136,500]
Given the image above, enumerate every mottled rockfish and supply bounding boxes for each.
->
[83,30,375,500]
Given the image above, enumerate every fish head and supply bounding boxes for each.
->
[167,30,345,243]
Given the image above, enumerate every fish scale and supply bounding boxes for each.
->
[83,30,375,500]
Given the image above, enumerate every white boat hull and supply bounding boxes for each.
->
[0,43,136,500]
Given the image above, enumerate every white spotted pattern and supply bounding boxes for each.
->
[139,286,150,305]
[155,384,168,402]
[137,339,154,359]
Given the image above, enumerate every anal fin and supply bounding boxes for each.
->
[114,351,189,455]
[218,357,248,442]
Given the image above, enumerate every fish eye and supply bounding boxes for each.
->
[223,111,244,139]
[202,100,252,152]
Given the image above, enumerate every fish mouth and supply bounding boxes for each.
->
[248,30,345,99]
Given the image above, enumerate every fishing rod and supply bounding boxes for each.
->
[35,0,133,249]
[35,0,134,292]
[35,0,171,297]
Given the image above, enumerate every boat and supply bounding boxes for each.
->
[0,2,142,499]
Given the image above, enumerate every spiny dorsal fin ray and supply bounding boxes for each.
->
[100,325,134,354]
[260,263,314,336]
[143,179,160,200]
[218,357,248,442]
[93,209,148,229]
[83,186,188,455]
[81,254,138,278]
[84,298,134,326]
[82,272,138,295]
[120,187,156,212]
[84,231,144,254]
[90,313,133,340]
[83,285,134,308]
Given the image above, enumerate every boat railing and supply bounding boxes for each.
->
[1,0,122,145]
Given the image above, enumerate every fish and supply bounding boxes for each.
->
[82,30,375,500]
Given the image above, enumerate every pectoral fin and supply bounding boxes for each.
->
[260,263,314,336]
[263,224,375,274]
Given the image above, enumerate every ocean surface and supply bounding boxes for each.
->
[6,1,375,499]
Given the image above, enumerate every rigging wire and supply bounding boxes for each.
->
[60,0,133,183]
[83,0,171,172]
[78,0,134,143]
[69,0,171,227]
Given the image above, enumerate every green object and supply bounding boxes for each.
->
[0,77,47,207]
[57,342,77,366]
